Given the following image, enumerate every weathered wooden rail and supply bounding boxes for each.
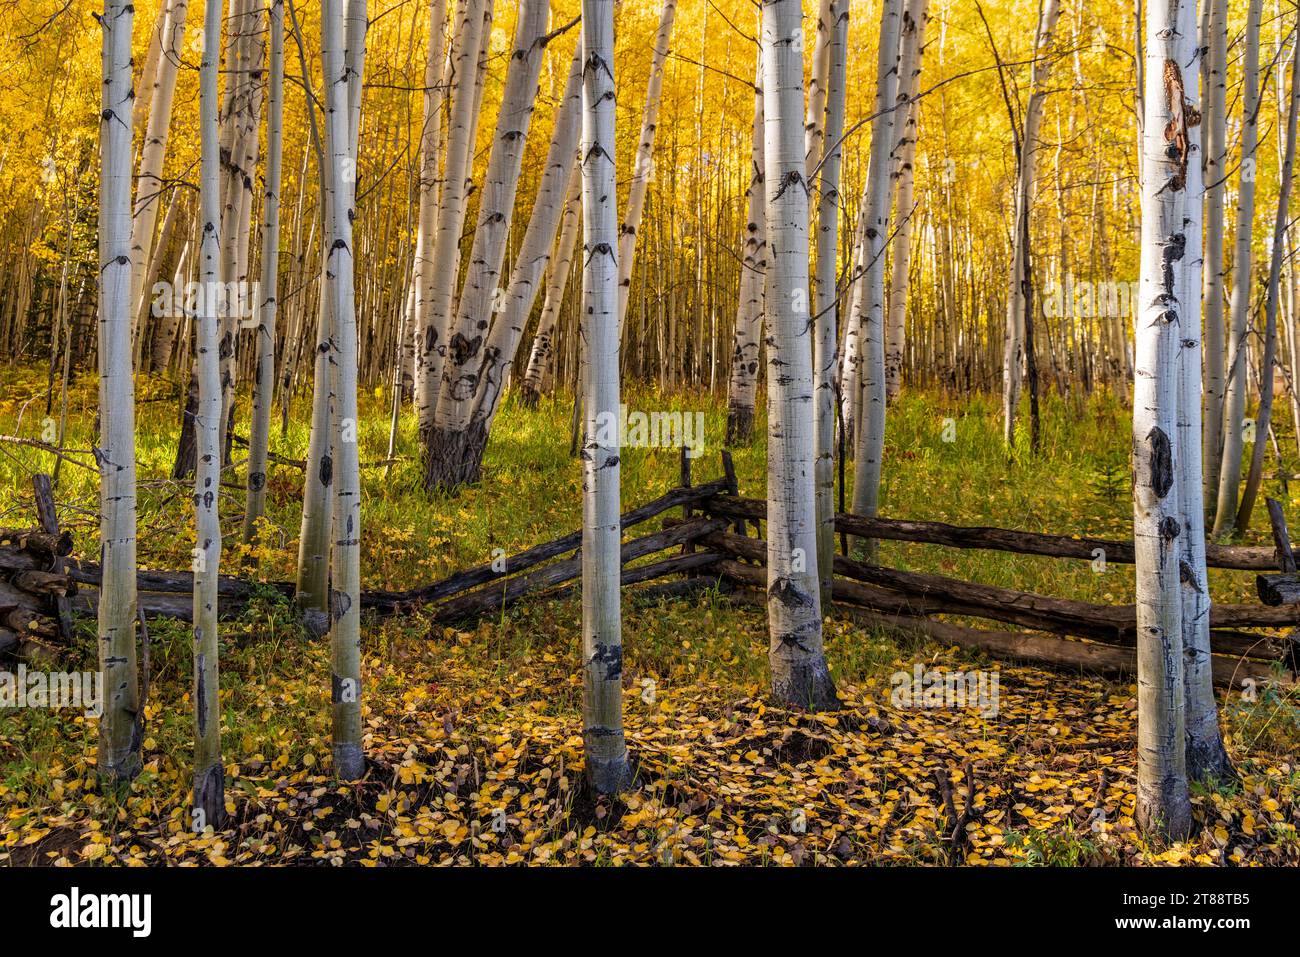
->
[2,459,1296,687]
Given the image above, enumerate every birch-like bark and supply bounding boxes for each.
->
[848,0,903,542]
[803,0,833,176]
[883,0,929,400]
[469,43,583,451]
[1175,0,1234,785]
[1133,0,1193,839]
[520,160,582,406]
[243,0,285,547]
[1237,20,1299,533]
[579,0,631,793]
[424,0,553,490]
[129,0,190,341]
[615,0,677,334]
[323,0,365,781]
[409,0,450,406]
[813,0,848,607]
[724,55,766,445]
[416,0,485,452]
[1001,0,1062,446]
[97,0,143,790]
[192,0,225,826]
[1211,0,1262,538]
[1201,0,1228,500]
[763,0,837,710]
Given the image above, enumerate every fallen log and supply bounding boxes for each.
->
[701,496,1290,571]
[706,530,1294,660]
[719,567,1290,689]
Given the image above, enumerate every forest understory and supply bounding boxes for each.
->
[2,366,1297,867]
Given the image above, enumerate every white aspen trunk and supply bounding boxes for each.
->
[137,188,184,368]
[97,0,143,789]
[724,54,766,445]
[615,0,678,334]
[1211,0,1262,538]
[410,0,450,405]
[469,43,583,447]
[803,0,833,176]
[1133,0,1194,839]
[192,0,225,826]
[1001,0,1062,446]
[243,0,285,547]
[129,0,190,340]
[1175,0,1234,785]
[813,0,848,607]
[520,160,583,406]
[848,0,903,541]
[425,0,554,490]
[416,0,485,453]
[579,0,631,793]
[883,0,929,401]
[149,214,190,371]
[1201,0,1228,500]
[763,0,837,710]
[323,0,365,781]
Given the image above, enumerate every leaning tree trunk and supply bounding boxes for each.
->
[1211,0,1262,539]
[467,42,583,456]
[322,0,365,781]
[1237,20,1299,534]
[724,54,766,446]
[813,0,848,608]
[129,0,190,358]
[883,0,930,401]
[415,0,485,462]
[1132,0,1194,840]
[519,160,583,407]
[615,0,678,335]
[579,0,631,794]
[762,0,838,710]
[192,0,225,828]
[97,0,143,790]
[1001,0,1062,447]
[243,0,285,548]
[1175,0,1234,786]
[804,0,833,176]
[424,0,553,491]
[848,0,903,547]
[1201,0,1228,500]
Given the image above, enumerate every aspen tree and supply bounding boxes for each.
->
[762,0,837,710]
[724,54,766,445]
[578,0,631,793]
[883,0,930,401]
[425,0,553,490]
[193,0,225,827]
[1201,0,1228,499]
[1001,0,1062,447]
[97,0,143,789]
[812,0,848,607]
[520,161,583,406]
[1133,0,1194,839]
[848,0,903,545]
[1212,0,1263,538]
[804,0,833,176]
[242,0,285,548]
[615,0,678,333]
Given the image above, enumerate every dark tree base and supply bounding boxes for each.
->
[1186,736,1237,787]
[584,748,633,796]
[770,654,841,712]
[171,377,199,479]
[726,405,754,446]
[193,762,226,831]
[422,418,490,492]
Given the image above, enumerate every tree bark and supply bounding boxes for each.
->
[1201,0,1228,501]
[520,162,583,406]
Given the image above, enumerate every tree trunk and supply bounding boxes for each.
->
[243,0,285,548]
[1212,0,1263,538]
[520,163,583,407]
[1201,0,1228,501]
[424,0,554,491]
[848,0,903,546]
[192,0,225,828]
[1001,0,1062,447]
[1133,0,1194,839]
[97,0,143,791]
[762,0,838,710]
[579,0,632,793]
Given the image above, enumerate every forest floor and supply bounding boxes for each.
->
[1,365,1298,865]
